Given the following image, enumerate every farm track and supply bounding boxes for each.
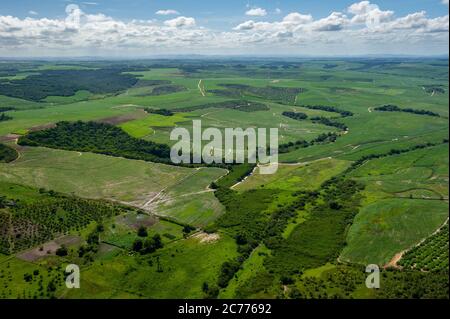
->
[141,167,206,210]
[198,79,206,97]
[230,157,334,188]
[385,217,449,269]
[145,189,215,206]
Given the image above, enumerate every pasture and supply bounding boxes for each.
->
[0,58,448,299]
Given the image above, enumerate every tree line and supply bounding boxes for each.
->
[375,104,441,117]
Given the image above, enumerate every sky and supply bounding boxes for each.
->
[0,0,448,57]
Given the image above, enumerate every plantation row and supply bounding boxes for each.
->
[176,100,269,113]
[213,84,304,104]
[344,140,449,174]
[0,195,127,254]
[279,132,339,154]
[398,223,449,272]
[284,266,449,299]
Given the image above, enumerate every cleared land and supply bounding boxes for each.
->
[0,59,448,300]
[0,146,223,207]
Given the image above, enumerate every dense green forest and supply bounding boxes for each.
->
[18,121,172,164]
[0,144,18,163]
[0,69,140,101]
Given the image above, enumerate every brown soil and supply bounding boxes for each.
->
[17,235,83,262]
[29,123,57,132]
[0,134,21,143]
[384,252,404,269]
[96,109,147,125]
[191,232,220,244]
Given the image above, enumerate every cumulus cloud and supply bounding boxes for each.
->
[233,20,256,31]
[283,12,313,25]
[245,8,267,17]
[312,12,348,31]
[0,2,448,56]
[348,1,394,25]
[156,10,180,16]
[164,16,196,28]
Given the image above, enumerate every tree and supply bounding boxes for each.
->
[137,226,148,237]
[132,239,143,252]
[56,246,68,257]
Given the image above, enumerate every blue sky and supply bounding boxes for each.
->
[0,0,448,56]
[1,1,448,26]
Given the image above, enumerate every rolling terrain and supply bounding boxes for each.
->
[0,58,448,299]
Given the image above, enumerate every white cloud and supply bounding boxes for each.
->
[156,10,180,16]
[164,16,196,28]
[442,0,449,5]
[28,11,38,16]
[245,8,267,17]
[348,1,393,25]
[233,20,256,31]
[275,8,282,14]
[0,3,447,56]
[283,12,313,25]
[312,12,348,31]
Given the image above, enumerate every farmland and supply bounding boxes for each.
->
[0,58,448,299]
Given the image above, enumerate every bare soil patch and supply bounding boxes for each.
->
[17,235,83,262]
[115,213,158,230]
[191,232,220,244]
[96,109,147,125]
[0,134,21,143]
[29,123,57,132]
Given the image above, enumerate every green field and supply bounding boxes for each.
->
[0,59,448,299]
[235,158,350,192]
[0,146,220,206]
